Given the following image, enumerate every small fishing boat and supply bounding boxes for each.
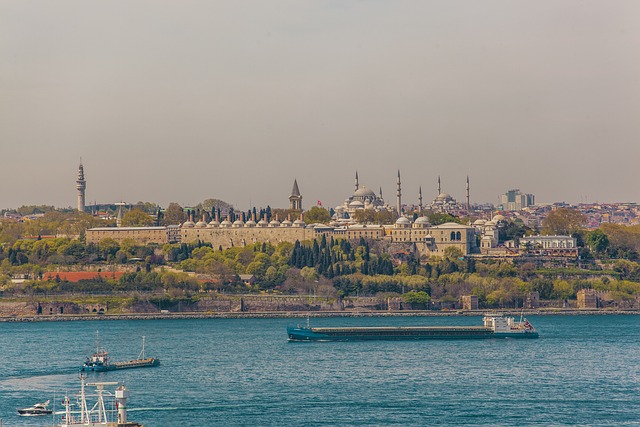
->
[17,400,53,416]
[82,333,159,372]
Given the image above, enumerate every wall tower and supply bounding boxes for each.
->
[289,179,303,211]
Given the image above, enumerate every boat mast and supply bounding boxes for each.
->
[139,336,146,359]
[80,373,89,423]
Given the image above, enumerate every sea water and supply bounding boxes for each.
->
[0,315,638,426]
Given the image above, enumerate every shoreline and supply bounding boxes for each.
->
[1,308,639,322]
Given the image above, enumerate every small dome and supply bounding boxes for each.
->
[281,219,292,227]
[220,219,232,228]
[473,219,487,226]
[257,219,269,227]
[208,219,220,228]
[415,216,431,225]
[269,219,281,227]
[245,219,256,228]
[349,200,365,208]
[232,219,245,228]
[396,216,411,224]
[293,219,306,227]
[484,220,496,227]
[182,220,195,228]
[492,214,505,222]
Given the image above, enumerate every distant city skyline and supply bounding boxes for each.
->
[2,1,639,210]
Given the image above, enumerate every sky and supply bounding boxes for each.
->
[1,0,639,211]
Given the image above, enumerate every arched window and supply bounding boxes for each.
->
[456,231,461,241]
[450,231,456,241]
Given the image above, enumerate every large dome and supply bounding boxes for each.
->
[354,186,376,198]
[436,193,454,202]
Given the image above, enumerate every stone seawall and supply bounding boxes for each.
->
[2,294,639,321]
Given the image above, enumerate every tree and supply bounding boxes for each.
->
[122,209,155,227]
[586,229,610,255]
[196,199,233,214]
[162,203,187,226]
[553,279,573,302]
[373,210,397,225]
[352,209,375,224]
[542,208,586,236]
[304,206,331,224]
[403,290,431,305]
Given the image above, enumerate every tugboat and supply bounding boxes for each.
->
[52,374,144,427]
[82,333,159,372]
[287,314,539,341]
[17,400,53,416]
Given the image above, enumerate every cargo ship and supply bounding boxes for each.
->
[287,314,539,341]
[82,334,159,372]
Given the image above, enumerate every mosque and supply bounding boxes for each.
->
[333,171,396,219]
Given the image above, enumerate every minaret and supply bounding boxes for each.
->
[466,176,470,212]
[289,179,302,211]
[437,175,441,196]
[379,186,384,202]
[355,171,359,191]
[419,186,423,212]
[116,203,124,227]
[76,161,86,212]
[396,169,402,215]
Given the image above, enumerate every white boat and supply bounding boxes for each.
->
[52,374,144,427]
[17,400,53,416]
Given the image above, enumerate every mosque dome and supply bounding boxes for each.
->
[232,219,245,228]
[245,219,257,228]
[484,220,496,227]
[349,200,365,209]
[492,214,505,222]
[293,218,306,227]
[415,216,430,224]
[473,219,487,226]
[208,219,220,228]
[281,219,292,227]
[219,219,232,228]
[395,216,411,228]
[269,219,281,227]
[195,219,208,228]
[436,193,454,202]
[257,219,269,227]
[413,216,431,228]
[182,220,195,228]
[354,186,377,198]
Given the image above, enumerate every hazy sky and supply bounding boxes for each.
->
[2,1,639,211]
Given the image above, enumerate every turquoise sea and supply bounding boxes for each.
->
[0,315,639,426]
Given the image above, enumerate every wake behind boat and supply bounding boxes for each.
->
[17,400,52,416]
[287,314,539,341]
[82,333,159,372]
